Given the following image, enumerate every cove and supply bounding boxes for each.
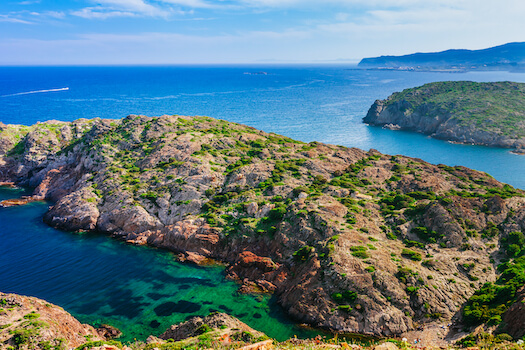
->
[0,187,319,342]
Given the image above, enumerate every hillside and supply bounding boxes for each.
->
[1,115,525,341]
[364,81,525,151]
[358,42,525,71]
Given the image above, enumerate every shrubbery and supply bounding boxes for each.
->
[463,257,525,326]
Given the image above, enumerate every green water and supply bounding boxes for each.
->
[0,187,320,342]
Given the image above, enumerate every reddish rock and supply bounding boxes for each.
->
[238,251,277,272]
[501,286,525,339]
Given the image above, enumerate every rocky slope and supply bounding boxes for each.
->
[363,81,525,151]
[0,292,103,349]
[1,115,525,338]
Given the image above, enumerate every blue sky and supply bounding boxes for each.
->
[1,0,525,65]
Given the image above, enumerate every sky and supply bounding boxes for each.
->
[1,0,525,65]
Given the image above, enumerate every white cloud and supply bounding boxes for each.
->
[0,14,33,24]
[158,0,216,9]
[2,0,525,63]
[71,7,138,19]
[29,11,66,19]
[94,0,163,13]
[71,0,171,19]
[18,0,41,5]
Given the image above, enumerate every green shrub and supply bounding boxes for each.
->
[12,329,37,346]
[292,246,314,262]
[140,191,159,200]
[406,286,419,294]
[502,231,525,257]
[402,248,422,261]
[494,333,513,343]
[269,206,286,221]
[350,246,369,259]
[463,256,525,326]
[75,341,123,350]
[195,324,212,335]
[337,305,352,312]
[23,312,40,320]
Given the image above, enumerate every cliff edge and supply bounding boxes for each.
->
[364,81,525,151]
[1,115,525,339]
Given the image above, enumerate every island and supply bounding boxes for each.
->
[364,81,525,152]
[358,41,525,72]
[1,115,525,348]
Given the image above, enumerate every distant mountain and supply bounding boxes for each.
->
[358,42,525,71]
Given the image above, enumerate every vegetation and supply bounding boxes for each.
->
[4,114,525,344]
[383,81,525,139]
[463,256,525,326]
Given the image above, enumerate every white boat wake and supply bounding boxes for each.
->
[1,87,69,97]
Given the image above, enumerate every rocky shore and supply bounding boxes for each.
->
[2,291,523,349]
[363,81,525,151]
[1,115,525,342]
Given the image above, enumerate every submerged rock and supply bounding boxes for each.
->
[97,324,123,339]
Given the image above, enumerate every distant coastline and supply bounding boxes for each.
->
[358,41,525,72]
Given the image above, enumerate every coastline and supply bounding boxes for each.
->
[2,115,525,345]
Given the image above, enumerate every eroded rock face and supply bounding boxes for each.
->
[364,98,525,150]
[501,286,525,339]
[44,187,100,231]
[1,115,525,337]
[0,292,103,349]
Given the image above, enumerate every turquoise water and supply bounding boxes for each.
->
[2,66,525,342]
[1,66,525,188]
[0,187,319,342]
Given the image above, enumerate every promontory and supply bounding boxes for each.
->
[364,81,525,151]
[1,115,525,344]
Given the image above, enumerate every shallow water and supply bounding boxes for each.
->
[2,65,525,342]
[0,187,319,342]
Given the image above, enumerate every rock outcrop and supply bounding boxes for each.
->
[500,286,525,339]
[160,312,265,342]
[0,292,103,349]
[1,115,525,337]
[363,81,525,151]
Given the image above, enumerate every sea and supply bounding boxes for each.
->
[1,65,525,342]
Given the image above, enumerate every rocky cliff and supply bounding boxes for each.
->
[363,81,525,151]
[1,115,525,338]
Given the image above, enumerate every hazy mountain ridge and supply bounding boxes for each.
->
[358,42,525,71]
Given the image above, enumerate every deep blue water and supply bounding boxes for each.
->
[1,65,525,188]
[2,65,525,342]
[0,187,319,342]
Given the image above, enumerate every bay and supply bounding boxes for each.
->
[0,187,319,342]
[2,65,525,343]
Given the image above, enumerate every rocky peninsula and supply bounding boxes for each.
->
[1,115,525,345]
[364,81,525,151]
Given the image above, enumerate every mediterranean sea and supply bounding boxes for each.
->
[1,65,525,342]
[0,187,319,342]
[1,65,525,188]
